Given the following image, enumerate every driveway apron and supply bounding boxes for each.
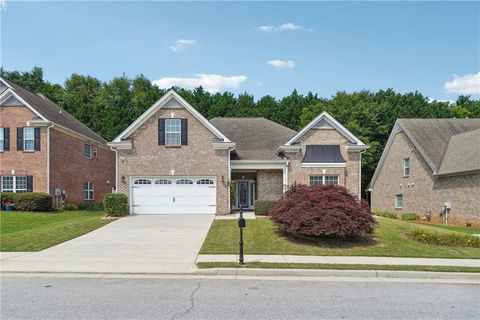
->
[1,215,214,274]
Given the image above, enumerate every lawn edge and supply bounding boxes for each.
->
[196,262,480,273]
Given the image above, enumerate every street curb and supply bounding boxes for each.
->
[194,268,480,280]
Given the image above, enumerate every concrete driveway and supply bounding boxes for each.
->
[0,215,214,274]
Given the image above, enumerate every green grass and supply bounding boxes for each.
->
[411,223,480,235]
[200,217,480,259]
[0,211,115,252]
[197,262,480,273]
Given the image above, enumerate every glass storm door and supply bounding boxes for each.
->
[237,181,249,209]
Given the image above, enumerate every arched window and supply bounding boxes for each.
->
[134,179,151,185]
[176,179,193,185]
[155,179,172,185]
[196,179,214,185]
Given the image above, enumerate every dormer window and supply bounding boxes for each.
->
[403,158,410,177]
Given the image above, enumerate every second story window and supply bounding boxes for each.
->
[84,144,92,159]
[23,127,35,151]
[403,158,410,177]
[165,119,181,146]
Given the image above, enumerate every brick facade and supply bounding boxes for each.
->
[49,128,115,205]
[256,170,283,200]
[0,103,115,206]
[371,131,480,226]
[117,106,230,214]
[284,128,361,198]
[0,105,48,193]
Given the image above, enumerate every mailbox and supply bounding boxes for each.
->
[238,217,246,228]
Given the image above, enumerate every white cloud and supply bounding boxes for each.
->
[0,0,7,11]
[444,72,480,94]
[152,74,247,93]
[169,39,197,52]
[267,60,296,69]
[257,22,312,32]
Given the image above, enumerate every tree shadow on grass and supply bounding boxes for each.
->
[274,230,380,249]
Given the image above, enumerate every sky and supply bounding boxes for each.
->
[1,1,479,100]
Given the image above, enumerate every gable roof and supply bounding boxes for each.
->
[370,118,480,188]
[0,77,107,144]
[285,111,366,146]
[437,128,480,176]
[112,90,230,143]
[209,117,297,160]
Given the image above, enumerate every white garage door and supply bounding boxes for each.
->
[131,177,216,214]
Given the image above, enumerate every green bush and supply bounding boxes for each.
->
[103,193,128,217]
[1,192,52,212]
[374,211,397,219]
[401,213,420,221]
[78,202,103,211]
[410,229,480,248]
[254,200,278,216]
[64,204,78,211]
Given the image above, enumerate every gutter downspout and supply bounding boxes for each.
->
[276,152,290,193]
[110,146,118,194]
[359,149,366,201]
[46,123,54,195]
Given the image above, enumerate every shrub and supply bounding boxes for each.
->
[401,213,420,221]
[410,229,480,248]
[0,192,52,212]
[254,200,277,216]
[78,202,104,211]
[103,193,128,217]
[64,204,78,211]
[374,211,397,219]
[269,184,375,239]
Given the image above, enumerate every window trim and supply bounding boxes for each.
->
[309,175,339,186]
[84,181,94,200]
[1,176,27,193]
[84,144,92,159]
[23,127,35,152]
[165,118,182,146]
[395,194,403,209]
[403,158,410,177]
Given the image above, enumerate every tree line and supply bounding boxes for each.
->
[2,67,479,196]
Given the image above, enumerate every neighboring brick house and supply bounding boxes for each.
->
[109,90,367,215]
[0,77,115,206]
[370,119,480,226]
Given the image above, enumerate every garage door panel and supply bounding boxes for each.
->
[131,177,216,215]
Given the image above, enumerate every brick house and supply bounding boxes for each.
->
[0,77,115,206]
[109,90,367,215]
[369,119,480,226]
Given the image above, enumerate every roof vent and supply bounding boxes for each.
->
[36,93,47,100]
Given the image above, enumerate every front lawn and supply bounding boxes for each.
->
[0,211,115,252]
[200,217,480,259]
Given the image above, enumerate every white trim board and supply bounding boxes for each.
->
[285,111,365,146]
[111,90,230,143]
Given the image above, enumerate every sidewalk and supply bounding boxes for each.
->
[196,254,480,267]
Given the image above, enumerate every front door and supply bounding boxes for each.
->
[237,181,249,209]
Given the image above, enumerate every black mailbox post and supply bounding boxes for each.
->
[238,206,246,264]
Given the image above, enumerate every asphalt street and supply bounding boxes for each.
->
[1,276,479,320]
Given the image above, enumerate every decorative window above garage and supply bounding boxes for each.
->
[176,179,193,185]
[155,179,172,185]
[134,179,151,185]
[197,179,214,185]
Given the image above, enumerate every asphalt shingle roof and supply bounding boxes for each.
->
[209,117,297,160]
[398,118,480,174]
[2,78,107,143]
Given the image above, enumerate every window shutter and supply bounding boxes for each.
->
[3,128,9,151]
[27,176,33,192]
[181,119,188,145]
[158,119,165,145]
[34,128,41,151]
[17,128,24,151]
